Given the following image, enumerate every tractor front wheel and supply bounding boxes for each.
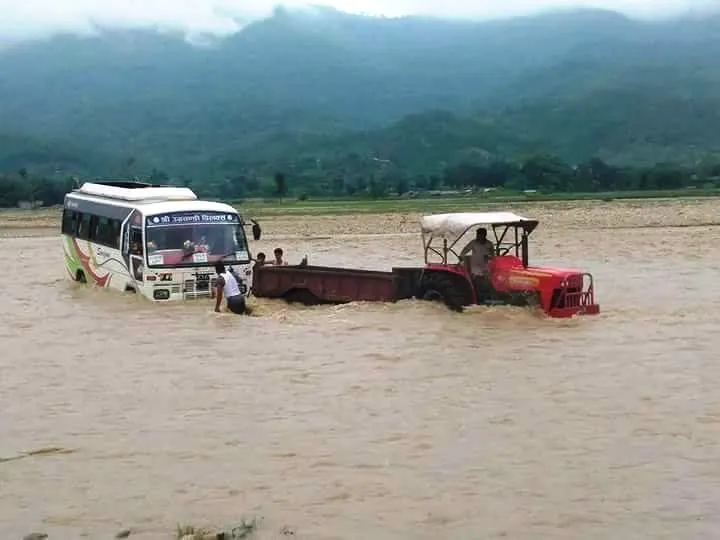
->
[507,291,541,308]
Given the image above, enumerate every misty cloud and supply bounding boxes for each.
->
[0,0,717,41]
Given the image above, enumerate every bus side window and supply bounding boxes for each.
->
[94,216,121,249]
[93,216,105,245]
[88,215,99,241]
[61,209,78,236]
[77,213,92,240]
[112,220,121,249]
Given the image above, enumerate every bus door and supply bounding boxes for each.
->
[122,210,144,282]
[129,227,144,281]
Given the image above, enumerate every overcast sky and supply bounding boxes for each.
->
[0,0,717,41]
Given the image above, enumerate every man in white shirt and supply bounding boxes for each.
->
[213,262,248,314]
[460,227,495,298]
[460,227,495,276]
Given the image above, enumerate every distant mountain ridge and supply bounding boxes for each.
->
[1,7,719,180]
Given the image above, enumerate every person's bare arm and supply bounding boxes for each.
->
[214,275,225,312]
[460,240,473,257]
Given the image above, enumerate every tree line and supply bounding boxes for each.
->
[2,155,719,209]
[178,155,720,201]
[0,169,76,208]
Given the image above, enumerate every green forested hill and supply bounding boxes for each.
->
[1,7,720,196]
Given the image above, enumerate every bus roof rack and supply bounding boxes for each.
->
[89,178,168,189]
[76,181,198,202]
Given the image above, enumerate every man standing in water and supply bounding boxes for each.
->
[460,227,495,298]
[213,262,249,314]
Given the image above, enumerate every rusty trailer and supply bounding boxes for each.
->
[251,264,417,305]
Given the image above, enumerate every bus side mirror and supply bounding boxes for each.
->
[251,220,262,241]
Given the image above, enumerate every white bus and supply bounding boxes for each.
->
[61,180,260,301]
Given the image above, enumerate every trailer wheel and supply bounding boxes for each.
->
[75,270,87,283]
[283,288,320,306]
[418,273,472,313]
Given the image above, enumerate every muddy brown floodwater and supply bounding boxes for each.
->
[1,199,720,540]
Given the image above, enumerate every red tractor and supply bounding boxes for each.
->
[251,211,599,318]
[409,212,600,317]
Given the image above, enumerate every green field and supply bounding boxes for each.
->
[232,188,720,217]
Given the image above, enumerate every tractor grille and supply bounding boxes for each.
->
[566,274,584,290]
[551,274,589,309]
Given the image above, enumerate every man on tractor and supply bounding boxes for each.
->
[459,227,495,300]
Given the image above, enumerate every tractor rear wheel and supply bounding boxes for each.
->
[418,273,472,312]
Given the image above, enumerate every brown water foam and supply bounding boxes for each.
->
[1,199,719,539]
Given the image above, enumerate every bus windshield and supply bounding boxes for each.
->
[144,211,249,268]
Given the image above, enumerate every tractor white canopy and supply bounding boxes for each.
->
[421,211,539,265]
[421,212,537,242]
